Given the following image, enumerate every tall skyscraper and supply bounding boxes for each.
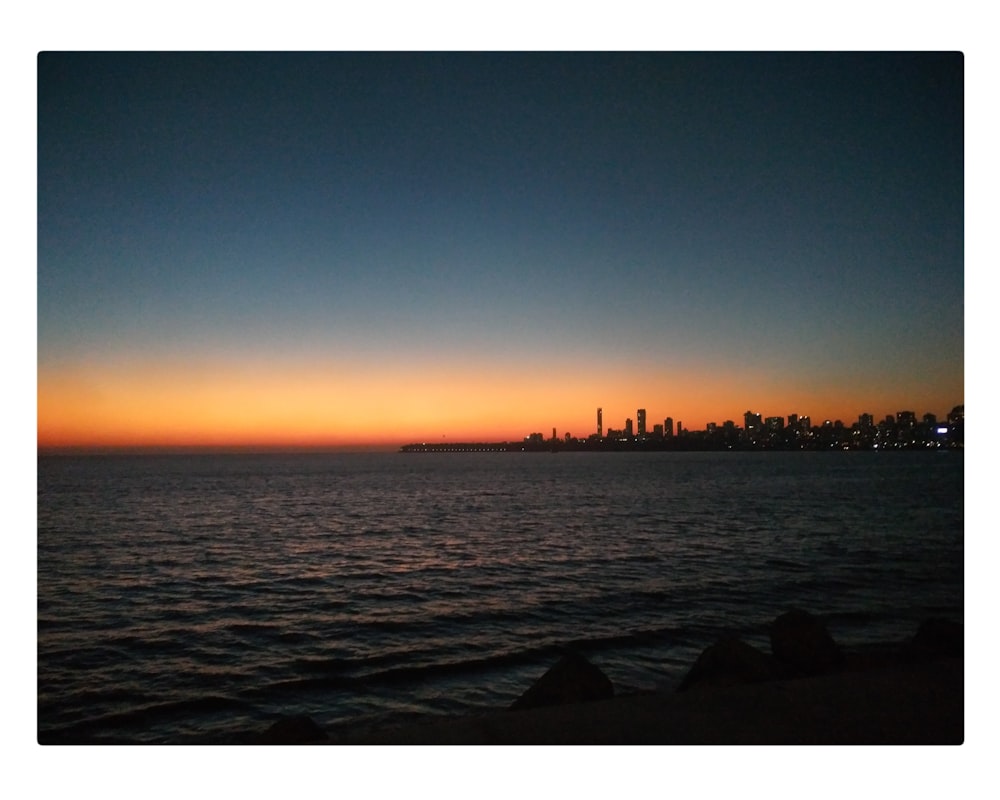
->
[664,417,673,438]
[637,408,647,437]
[597,407,603,438]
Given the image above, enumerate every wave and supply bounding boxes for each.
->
[256,625,687,695]
[38,694,253,744]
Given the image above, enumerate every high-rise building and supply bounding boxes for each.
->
[625,418,634,437]
[664,417,674,438]
[637,408,647,437]
[597,407,603,438]
[947,405,964,446]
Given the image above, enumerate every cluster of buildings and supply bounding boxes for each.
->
[401,405,964,453]
[521,405,965,451]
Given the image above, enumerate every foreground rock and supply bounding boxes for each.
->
[770,608,843,675]
[675,609,959,693]
[676,637,782,692]
[903,618,963,661]
[509,651,614,710]
[256,715,328,744]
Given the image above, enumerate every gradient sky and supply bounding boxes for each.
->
[37,52,964,448]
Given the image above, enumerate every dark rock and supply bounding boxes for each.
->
[903,618,963,661]
[676,637,781,692]
[510,651,614,710]
[258,715,329,744]
[770,609,843,675]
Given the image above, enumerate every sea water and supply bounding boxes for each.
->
[37,450,963,743]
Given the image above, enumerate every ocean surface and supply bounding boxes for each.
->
[37,450,963,743]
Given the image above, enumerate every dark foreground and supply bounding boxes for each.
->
[247,612,963,745]
[330,656,962,745]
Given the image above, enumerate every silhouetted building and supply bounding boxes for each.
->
[744,410,762,444]
[947,405,964,446]
[597,407,603,438]
[625,418,634,438]
[895,411,916,446]
[897,411,917,427]
[664,417,674,438]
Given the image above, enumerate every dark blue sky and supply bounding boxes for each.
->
[37,52,963,444]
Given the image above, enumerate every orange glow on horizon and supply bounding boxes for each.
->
[37,356,963,451]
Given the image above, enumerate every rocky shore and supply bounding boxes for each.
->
[251,611,963,745]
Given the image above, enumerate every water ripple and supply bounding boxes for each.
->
[38,450,963,742]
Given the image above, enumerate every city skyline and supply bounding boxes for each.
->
[404,400,964,447]
[37,52,964,450]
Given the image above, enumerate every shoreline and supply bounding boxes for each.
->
[327,655,962,745]
[39,613,963,745]
[253,614,964,745]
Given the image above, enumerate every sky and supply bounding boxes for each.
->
[37,51,964,448]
